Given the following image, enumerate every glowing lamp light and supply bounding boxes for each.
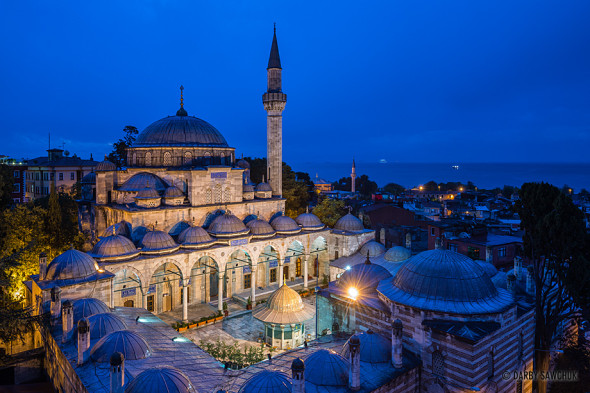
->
[345,265,351,271]
[348,287,359,300]
[419,186,423,191]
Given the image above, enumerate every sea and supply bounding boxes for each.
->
[292,162,590,191]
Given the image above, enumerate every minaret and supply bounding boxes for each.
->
[351,159,356,193]
[263,24,287,197]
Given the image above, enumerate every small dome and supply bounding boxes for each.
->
[90,330,151,362]
[238,370,291,393]
[256,182,272,192]
[119,172,167,192]
[236,159,250,169]
[90,235,139,261]
[87,313,127,339]
[96,157,116,171]
[334,213,364,232]
[45,249,99,281]
[270,215,301,234]
[341,330,391,363]
[475,260,498,278]
[384,246,412,262]
[247,219,276,239]
[243,183,255,192]
[135,187,160,199]
[208,213,249,237]
[73,298,110,324]
[378,249,513,314]
[360,240,386,257]
[304,349,349,386]
[140,230,179,253]
[133,115,228,148]
[81,171,96,184]
[295,212,324,231]
[253,284,315,324]
[178,226,214,248]
[164,186,184,198]
[101,222,131,238]
[125,366,197,393]
[337,256,392,294]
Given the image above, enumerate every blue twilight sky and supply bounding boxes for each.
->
[1,0,589,166]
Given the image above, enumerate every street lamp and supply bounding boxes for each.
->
[347,287,359,300]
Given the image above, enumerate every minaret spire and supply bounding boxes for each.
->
[176,85,187,116]
[263,24,287,198]
[351,158,357,193]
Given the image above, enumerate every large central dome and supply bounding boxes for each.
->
[134,115,229,148]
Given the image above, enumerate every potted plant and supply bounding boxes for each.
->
[246,296,252,310]
[223,301,229,317]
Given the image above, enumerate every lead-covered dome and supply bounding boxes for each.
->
[238,370,291,393]
[359,240,386,257]
[45,249,99,281]
[378,249,513,314]
[295,212,324,231]
[134,115,228,148]
[90,234,139,261]
[73,298,110,324]
[270,215,301,234]
[125,366,197,393]
[247,219,276,239]
[87,313,127,339]
[119,172,167,192]
[304,349,349,386]
[96,156,116,171]
[81,171,96,184]
[385,246,412,262]
[208,213,249,237]
[140,230,179,254]
[341,330,390,363]
[179,226,214,248]
[253,284,314,324]
[337,255,392,295]
[90,330,151,362]
[333,213,364,232]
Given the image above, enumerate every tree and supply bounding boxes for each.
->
[383,183,405,195]
[107,125,138,168]
[312,198,347,227]
[549,332,590,393]
[0,164,14,211]
[514,182,590,393]
[502,185,515,198]
[282,163,310,218]
[47,185,62,249]
[333,175,378,198]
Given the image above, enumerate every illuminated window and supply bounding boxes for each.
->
[184,151,192,165]
[295,258,302,276]
[163,152,172,166]
[468,247,480,259]
[432,350,445,377]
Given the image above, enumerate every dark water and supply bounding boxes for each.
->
[293,162,590,191]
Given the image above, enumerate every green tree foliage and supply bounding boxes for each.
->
[312,198,347,227]
[550,333,590,393]
[333,175,378,198]
[502,185,516,198]
[383,183,405,195]
[107,125,138,168]
[514,182,590,393]
[0,164,14,211]
[244,157,311,217]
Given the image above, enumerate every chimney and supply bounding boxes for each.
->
[507,273,516,296]
[380,228,386,246]
[62,300,73,343]
[526,265,534,295]
[110,352,125,393]
[405,233,412,250]
[434,237,442,250]
[77,318,90,365]
[39,252,48,280]
[50,286,62,325]
[485,247,492,263]
[392,319,403,368]
[348,335,361,391]
[291,357,305,393]
[514,257,522,279]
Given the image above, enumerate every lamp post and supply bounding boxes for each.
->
[315,284,320,339]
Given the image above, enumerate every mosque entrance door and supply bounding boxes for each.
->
[210,271,219,298]
[295,258,302,277]
[163,294,172,312]
[283,266,289,281]
[147,295,154,312]
[124,300,134,307]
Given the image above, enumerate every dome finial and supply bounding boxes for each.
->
[365,250,372,265]
[112,225,116,236]
[176,85,188,116]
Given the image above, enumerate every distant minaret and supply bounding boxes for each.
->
[263,24,287,197]
[351,159,356,193]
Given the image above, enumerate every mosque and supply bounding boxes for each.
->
[24,28,537,393]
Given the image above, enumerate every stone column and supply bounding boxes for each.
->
[110,281,115,308]
[250,266,257,303]
[142,290,148,310]
[303,254,309,289]
[280,325,285,349]
[182,284,188,322]
[348,335,361,390]
[218,272,224,312]
[50,286,62,326]
[205,266,210,303]
[278,260,284,287]
[62,300,73,343]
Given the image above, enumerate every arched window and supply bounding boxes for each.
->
[214,184,222,204]
[145,151,152,166]
[205,188,212,204]
[184,151,192,165]
[432,350,445,377]
[132,153,137,166]
[223,187,231,203]
[163,151,172,166]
